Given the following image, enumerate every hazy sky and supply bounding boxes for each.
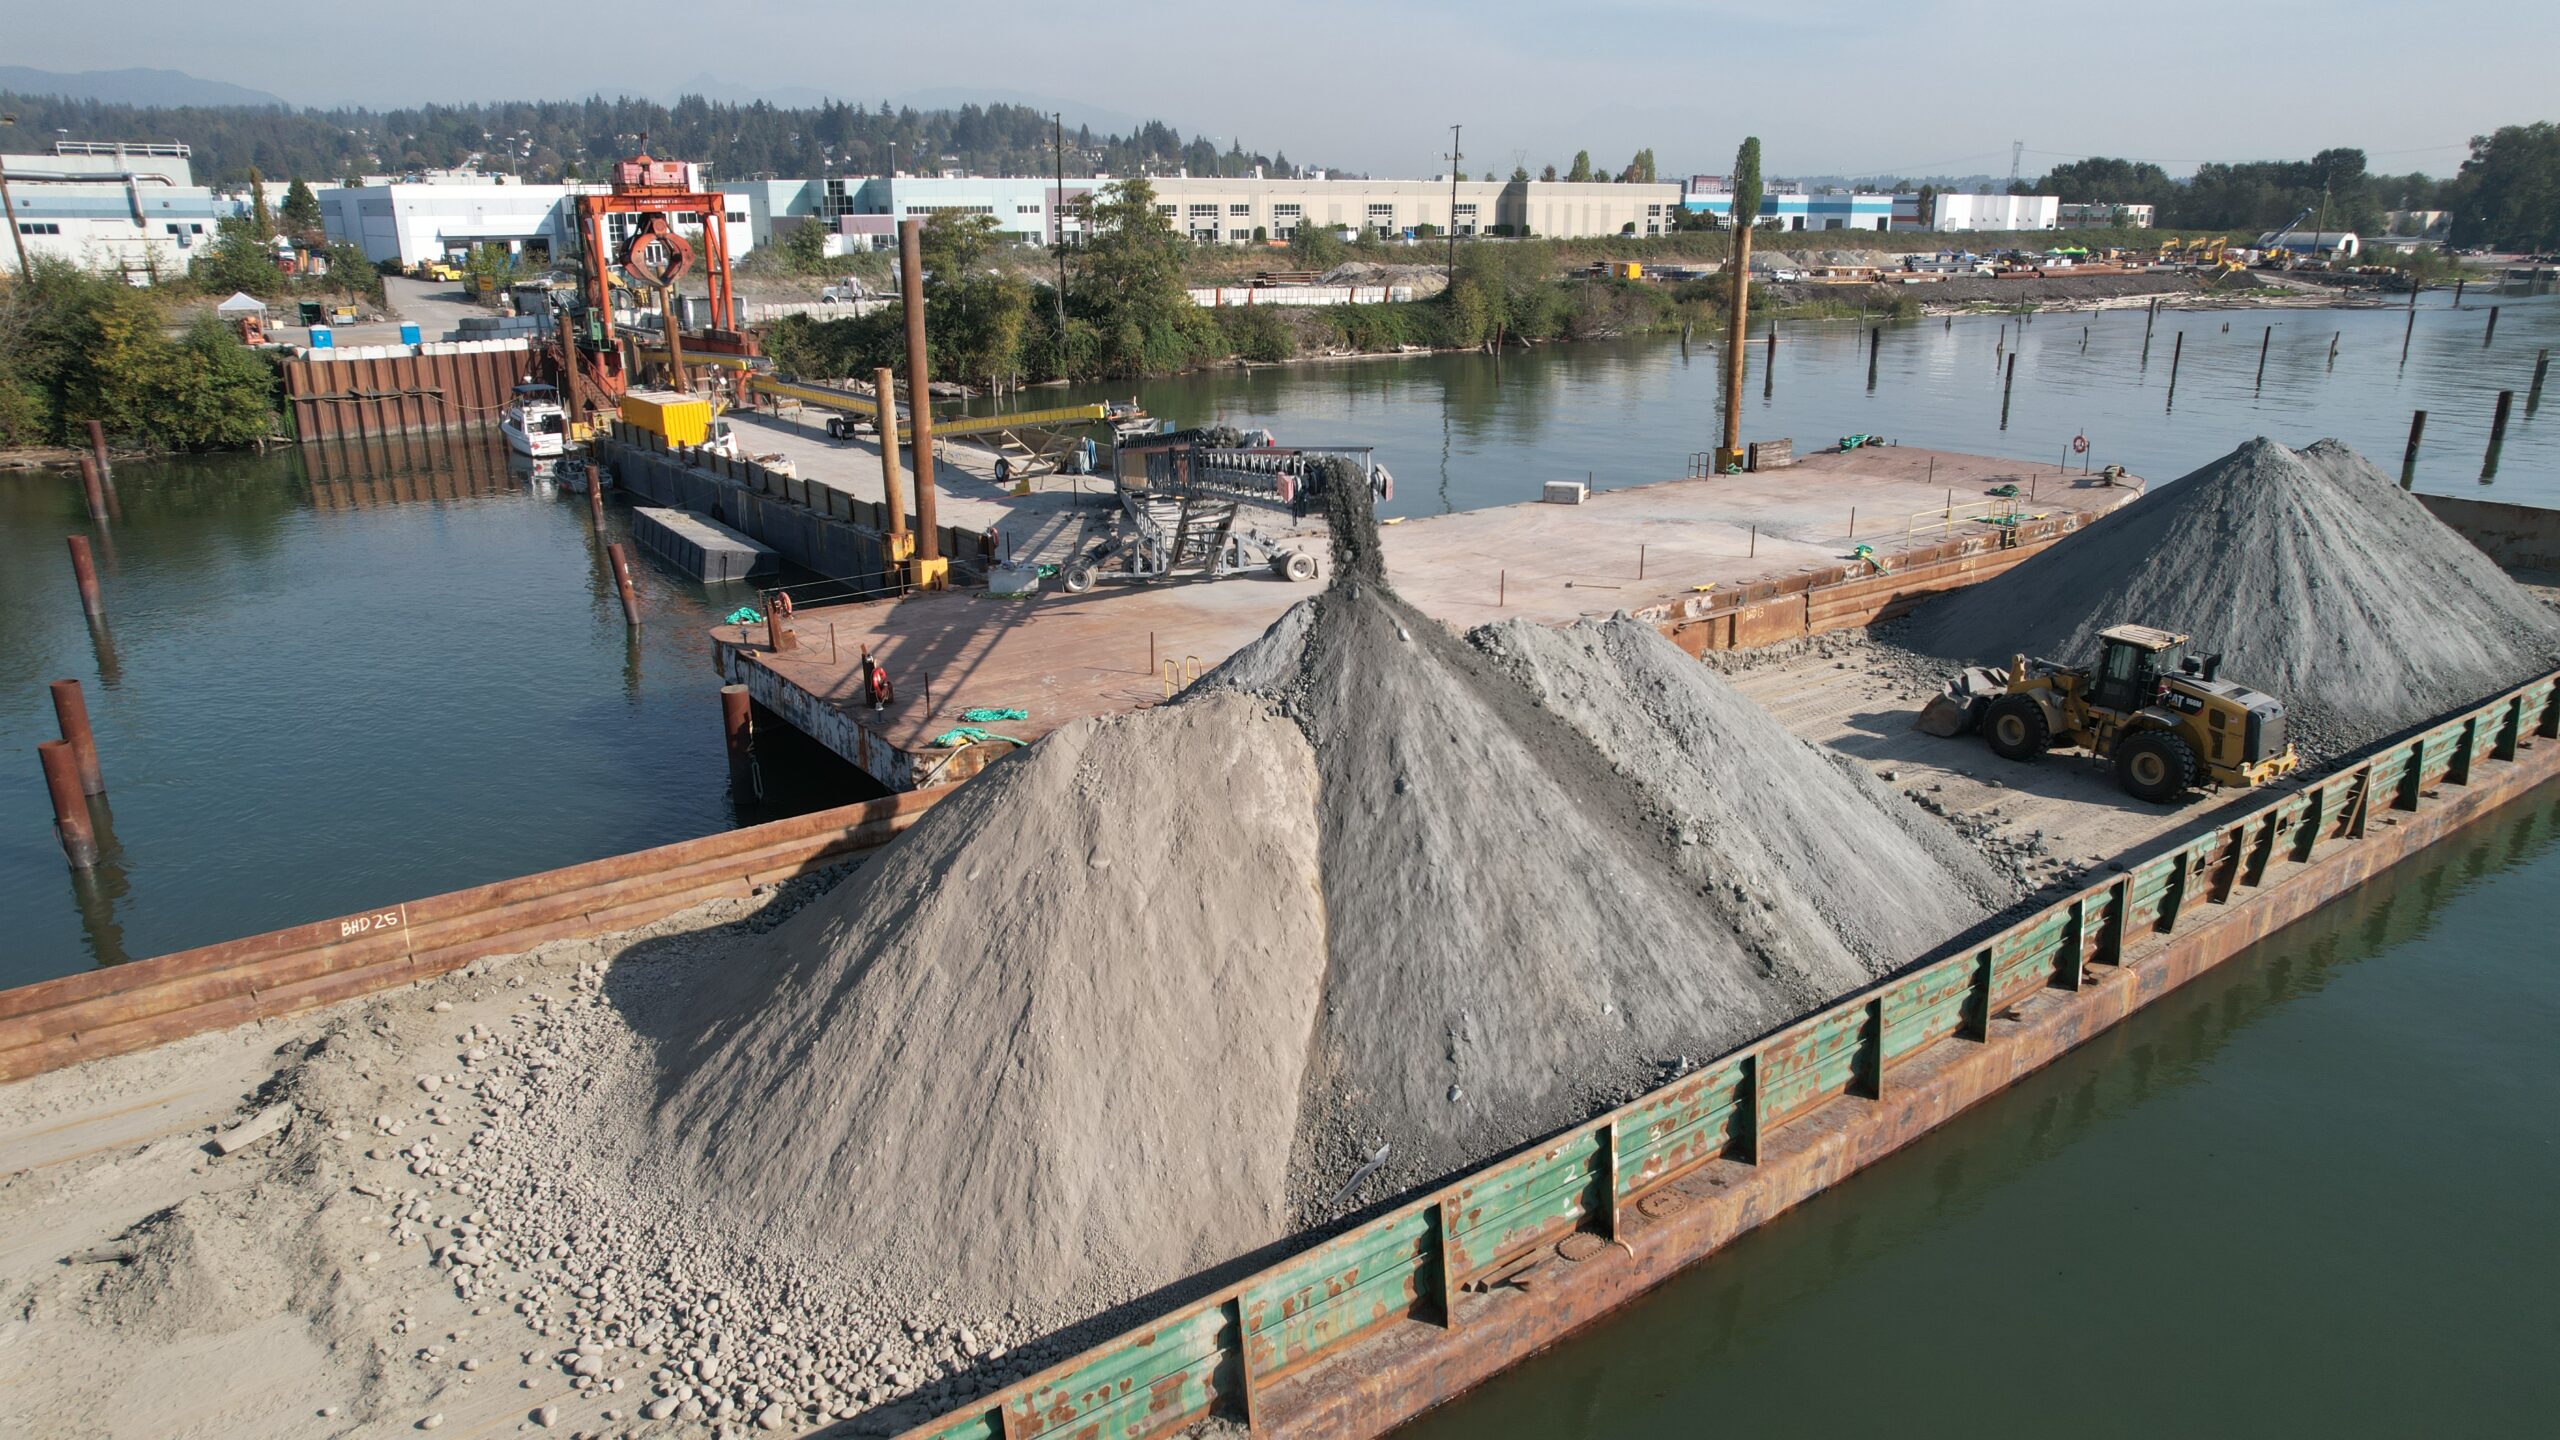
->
[17,1,2552,180]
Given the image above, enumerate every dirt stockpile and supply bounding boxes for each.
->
[649,694,1328,1317]
[1901,437,2560,758]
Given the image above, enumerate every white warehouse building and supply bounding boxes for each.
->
[1930,193,2061,232]
[2,142,242,284]
[316,178,763,268]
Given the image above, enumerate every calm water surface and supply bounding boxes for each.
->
[2,294,2553,983]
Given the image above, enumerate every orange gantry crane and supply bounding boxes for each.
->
[566,150,759,408]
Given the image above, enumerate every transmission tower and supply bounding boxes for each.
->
[2009,140,2023,185]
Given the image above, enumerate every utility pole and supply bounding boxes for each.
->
[1444,124,1463,283]
[1052,113,1069,336]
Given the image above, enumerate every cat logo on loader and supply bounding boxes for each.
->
[1921,624,2300,803]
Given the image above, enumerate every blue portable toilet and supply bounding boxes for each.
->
[308,325,334,349]
[399,322,422,346]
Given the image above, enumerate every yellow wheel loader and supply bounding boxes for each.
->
[1960,625,2300,803]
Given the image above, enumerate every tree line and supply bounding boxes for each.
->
[2022,125,2559,249]
[0,92,1308,190]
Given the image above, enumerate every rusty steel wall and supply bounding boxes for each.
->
[896,667,2560,1440]
[0,786,956,1083]
[1653,506,2108,656]
[278,346,535,443]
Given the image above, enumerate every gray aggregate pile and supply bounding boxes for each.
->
[1207,465,2003,1218]
[1899,437,2560,759]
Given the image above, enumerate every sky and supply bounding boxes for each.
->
[13,1,2554,181]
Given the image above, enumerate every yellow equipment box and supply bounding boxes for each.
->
[619,389,715,446]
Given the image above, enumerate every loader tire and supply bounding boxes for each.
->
[1984,695,2050,762]
[2114,729,2196,804]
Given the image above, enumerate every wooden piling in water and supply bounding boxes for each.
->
[2401,410,2427,489]
[38,740,97,869]
[2000,353,2017,430]
[48,679,104,796]
[2255,325,2271,392]
[2482,390,2514,481]
[85,419,111,482]
[2531,349,2550,413]
[2166,332,2184,410]
[2485,306,2499,347]
[66,535,103,618]
[1866,327,1878,390]
[2402,302,2418,364]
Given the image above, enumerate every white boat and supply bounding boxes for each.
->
[501,382,570,458]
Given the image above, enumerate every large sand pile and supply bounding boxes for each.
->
[650,693,1329,1313]
[1901,437,2560,758]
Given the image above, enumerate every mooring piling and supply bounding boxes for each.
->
[2166,332,2184,410]
[606,542,641,628]
[48,679,104,796]
[2402,303,2418,365]
[76,456,107,522]
[720,684,754,792]
[2531,349,2551,414]
[66,535,103,618]
[1867,327,1879,391]
[2255,325,2271,393]
[37,740,97,869]
[2401,410,2427,489]
[2000,353,2017,430]
[2485,306,2500,347]
[2482,390,2514,481]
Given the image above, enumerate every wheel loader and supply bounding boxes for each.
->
[1921,624,2299,803]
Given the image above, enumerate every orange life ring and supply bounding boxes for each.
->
[2071,434,2090,454]
[775,591,795,617]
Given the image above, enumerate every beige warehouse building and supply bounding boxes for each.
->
[1140,176,1683,243]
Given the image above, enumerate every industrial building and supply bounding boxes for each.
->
[1682,178,1897,232]
[1,141,242,283]
[317,171,764,269]
[1930,193,2060,232]
[2058,202,2154,229]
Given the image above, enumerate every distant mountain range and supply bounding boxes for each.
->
[0,66,289,109]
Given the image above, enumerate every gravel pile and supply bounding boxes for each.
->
[1899,437,2560,759]
[1208,468,2003,1217]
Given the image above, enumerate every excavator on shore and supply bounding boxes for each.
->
[1918,624,2299,803]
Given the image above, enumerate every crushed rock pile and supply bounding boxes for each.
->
[1900,437,2560,759]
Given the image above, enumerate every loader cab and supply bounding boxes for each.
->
[2091,624,2190,713]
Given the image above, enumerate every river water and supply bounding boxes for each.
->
[1,293,2551,983]
[1045,289,2560,516]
